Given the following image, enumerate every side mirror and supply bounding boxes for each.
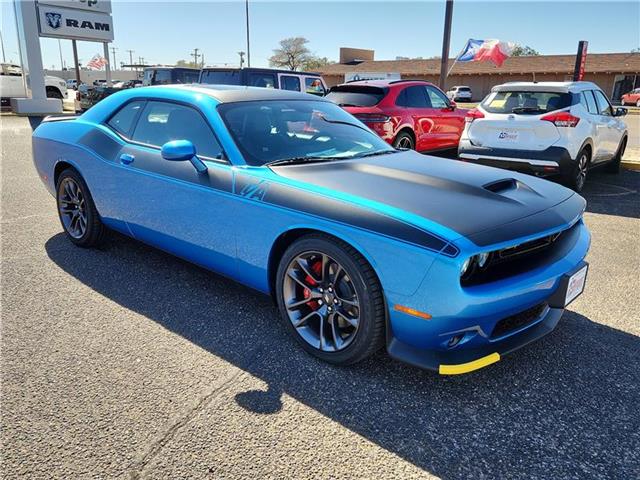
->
[161,140,207,173]
[614,107,628,117]
[448,100,457,110]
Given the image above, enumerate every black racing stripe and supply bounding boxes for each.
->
[254,178,455,255]
[78,129,121,162]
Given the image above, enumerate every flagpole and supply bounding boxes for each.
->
[103,42,112,87]
[446,43,468,78]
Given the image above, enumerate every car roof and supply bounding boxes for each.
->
[138,84,330,103]
[339,79,435,88]
[201,66,322,76]
[492,81,600,93]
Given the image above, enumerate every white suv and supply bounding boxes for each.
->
[458,81,628,191]
[447,85,473,102]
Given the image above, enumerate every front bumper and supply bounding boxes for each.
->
[458,141,574,177]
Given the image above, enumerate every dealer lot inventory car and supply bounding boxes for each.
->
[447,85,473,102]
[32,85,590,374]
[199,67,327,96]
[326,79,467,153]
[620,87,640,106]
[459,81,628,192]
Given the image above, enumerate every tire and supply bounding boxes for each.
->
[275,234,386,365]
[56,168,105,247]
[562,148,590,193]
[605,137,627,174]
[393,131,414,150]
[46,87,63,100]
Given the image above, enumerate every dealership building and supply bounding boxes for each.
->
[319,48,640,103]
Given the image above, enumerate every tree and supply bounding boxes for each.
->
[511,44,540,57]
[632,47,640,53]
[176,59,196,68]
[269,37,313,71]
[301,56,333,72]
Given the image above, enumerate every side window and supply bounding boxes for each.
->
[248,73,276,88]
[579,92,590,111]
[177,71,200,84]
[107,100,145,136]
[153,70,172,85]
[131,101,223,159]
[396,86,429,108]
[425,86,449,108]
[593,90,612,116]
[305,77,325,96]
[280,75,301,92]
[583,91,598,114]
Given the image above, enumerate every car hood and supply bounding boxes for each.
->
[270,150,584,246]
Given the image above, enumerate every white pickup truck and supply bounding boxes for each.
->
[1,63,67,107]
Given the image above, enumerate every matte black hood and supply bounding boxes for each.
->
[271,150,584,246]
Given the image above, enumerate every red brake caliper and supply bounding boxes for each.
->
[303,261,323,310]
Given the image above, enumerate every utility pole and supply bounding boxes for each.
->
[200,53,205,68]
[72,39,81,86]
[245,0,251,67]
[238,51,245,68]
[438,0,454,90]
[57,39,64,70]
[110,46,118,71]
[126,49,134,69]
[190,48,201,68]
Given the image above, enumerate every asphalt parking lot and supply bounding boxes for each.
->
[1,114,639,479]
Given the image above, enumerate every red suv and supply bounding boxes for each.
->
[326,80,468,152]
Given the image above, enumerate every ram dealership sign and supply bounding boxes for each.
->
[37,1,113,42]
[344,72,401,82]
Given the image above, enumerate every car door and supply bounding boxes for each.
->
[592,89,621,161]
[278,74,302,92]
[396,85,435,151]
[425,85,462,148]
[105,99,238,277]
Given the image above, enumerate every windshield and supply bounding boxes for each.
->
[325,86,386,107]
[482,90,572,114]
[218,100,394,166]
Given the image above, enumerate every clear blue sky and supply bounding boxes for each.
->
[2,0,638,70]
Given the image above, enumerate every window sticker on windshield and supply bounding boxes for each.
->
[489,99,506,108]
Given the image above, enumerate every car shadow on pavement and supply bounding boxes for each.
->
[582,168,640,219]
[44,231,640,479]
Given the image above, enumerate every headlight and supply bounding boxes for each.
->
[460,257,473,277]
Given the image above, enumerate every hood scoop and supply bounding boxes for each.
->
[483,178,518,193]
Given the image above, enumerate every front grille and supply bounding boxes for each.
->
[497,231,562,261]
[491,302,547,339]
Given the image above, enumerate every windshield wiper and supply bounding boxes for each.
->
[266,156,347,167]
[338,103,360,107]
[356,149,400,158]
[316,114,371,133]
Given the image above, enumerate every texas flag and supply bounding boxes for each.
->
[457,39,516,67]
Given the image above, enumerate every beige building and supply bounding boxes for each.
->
[320,51,640,103]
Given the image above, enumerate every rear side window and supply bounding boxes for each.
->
[325,86,386,106]
[107,101,145,136]
[593,90,612,116]
[248,73,276,88]
[482,91,572,114]
[176,70,200,84]
[200,70,241,85]
[581,91,598,114]
[131,101,222,159]
[153,70,172,85]
[396,86,429,108]
[280,75,301,91]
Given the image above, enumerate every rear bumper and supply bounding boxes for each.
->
[458,142,574,177]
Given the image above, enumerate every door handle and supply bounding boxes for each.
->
[120,153,134,165]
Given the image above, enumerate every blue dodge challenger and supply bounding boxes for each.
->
[32,85,590,374]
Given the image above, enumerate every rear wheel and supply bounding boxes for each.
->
[393,131,414,150]
[563,148,590,192]
[56,169,105,247]
[275,234,385,365]
[605,137,627,174]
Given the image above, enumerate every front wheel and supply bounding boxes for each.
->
[605,137,627,174]
[56,169,105,247]
[275,234,386,365]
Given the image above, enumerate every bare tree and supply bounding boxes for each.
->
[269,37,312,71]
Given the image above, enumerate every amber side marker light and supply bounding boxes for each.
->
[394,305,432,320]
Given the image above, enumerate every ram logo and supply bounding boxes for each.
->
[45,12,62,29]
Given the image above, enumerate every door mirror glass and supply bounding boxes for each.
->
[614,107,628,117]
[161,139,196,161]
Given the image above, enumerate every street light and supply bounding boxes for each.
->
[439,0,454,90]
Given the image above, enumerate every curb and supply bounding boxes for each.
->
[621,161,640,171]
